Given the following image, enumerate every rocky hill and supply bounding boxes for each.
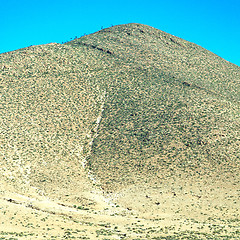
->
[67,23,240,191]
[0,23,239,239]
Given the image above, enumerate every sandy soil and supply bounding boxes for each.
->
[0,173,239,239]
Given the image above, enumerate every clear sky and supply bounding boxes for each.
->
[1,0,240,66]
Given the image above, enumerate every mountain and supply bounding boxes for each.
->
[67,23,240,191]
[0,23,239,239]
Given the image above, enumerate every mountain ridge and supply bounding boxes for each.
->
[64,23,240,190]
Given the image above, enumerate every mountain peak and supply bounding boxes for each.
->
[0,23,239,239]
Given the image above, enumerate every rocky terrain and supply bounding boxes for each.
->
[0,23,239,239]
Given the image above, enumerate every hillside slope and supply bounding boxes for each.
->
[0,42,106,200]
[0,22,239,194]
[67,23,240,190]
[0,23,239,239]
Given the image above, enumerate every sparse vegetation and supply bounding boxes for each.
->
[0,23,239,239]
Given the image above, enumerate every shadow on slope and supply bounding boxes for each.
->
[67,23,240,191]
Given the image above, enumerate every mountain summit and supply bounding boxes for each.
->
[0,23,239,239]
[67,23,240,190]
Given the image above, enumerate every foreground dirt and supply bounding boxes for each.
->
[0,174,239,239]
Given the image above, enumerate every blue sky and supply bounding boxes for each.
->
[1,0,240,66]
